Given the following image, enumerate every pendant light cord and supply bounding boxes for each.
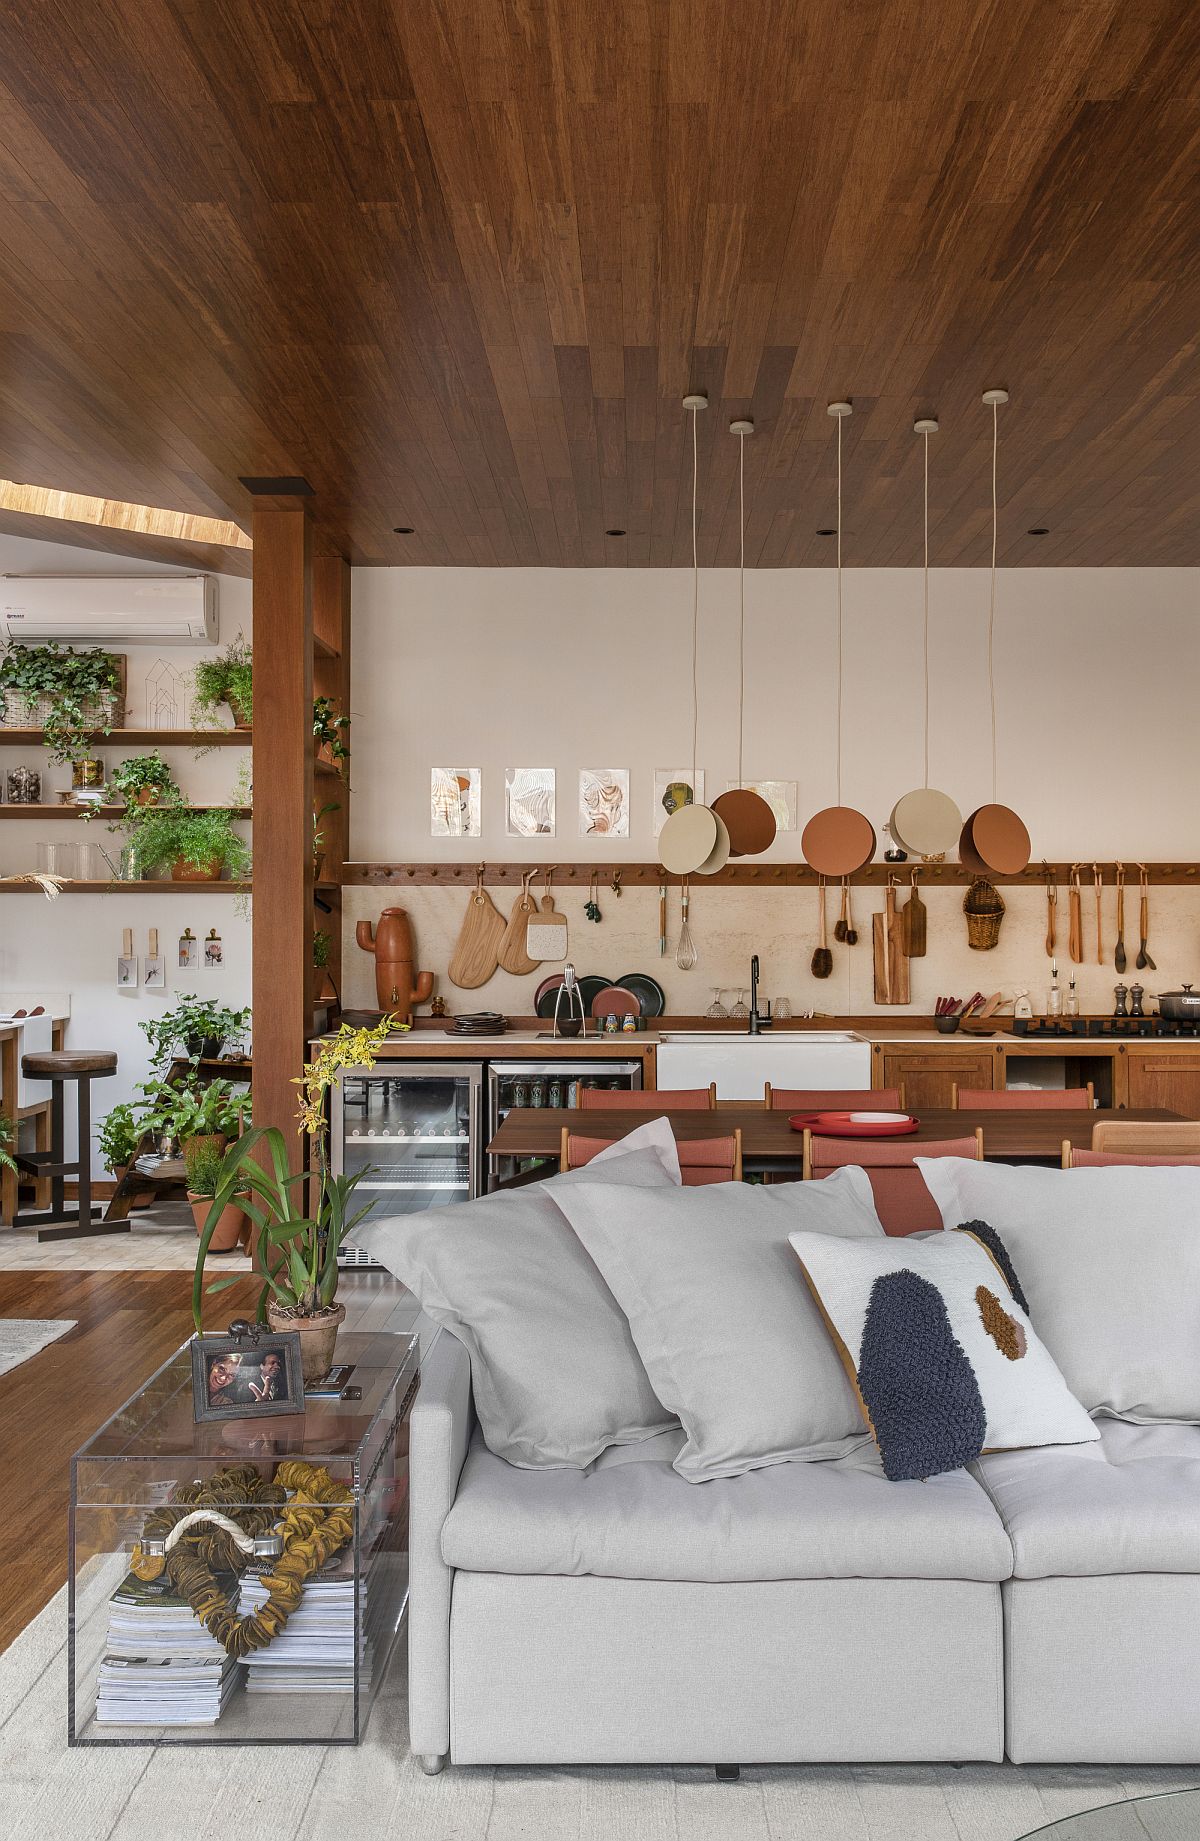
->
[988,396,1000,802]
[690,402,700,789]
[737,426,746,788]
[922,427,930,789]
[835,410,844,806]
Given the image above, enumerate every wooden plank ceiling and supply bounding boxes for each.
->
[0,0,1197,568]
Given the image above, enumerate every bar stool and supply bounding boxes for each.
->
[14,1050,124,1242]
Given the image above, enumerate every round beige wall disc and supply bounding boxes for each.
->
[890,788,963,857]
[712,788,777,857]
[694,807,731,875]
[660,801,718,875]
[970,802,1031,875]
[801,806,877,876]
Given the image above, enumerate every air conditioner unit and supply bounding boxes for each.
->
[0,575,217,645]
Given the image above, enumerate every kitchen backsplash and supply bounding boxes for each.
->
[341,881,1199,1018]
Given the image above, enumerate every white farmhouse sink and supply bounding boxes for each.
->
[655,1031,872,1101]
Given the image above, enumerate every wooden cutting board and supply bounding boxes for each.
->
[496,875,540,975]
[873,887,910,1004]
[448,882,506,988]
[526,890,568,961]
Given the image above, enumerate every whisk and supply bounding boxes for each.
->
[676,877,697,970]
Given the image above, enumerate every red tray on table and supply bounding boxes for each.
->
[787,1110,920,1138]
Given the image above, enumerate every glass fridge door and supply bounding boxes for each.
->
[335,1065,478,1224]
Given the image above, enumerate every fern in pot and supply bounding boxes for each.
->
[184,1136,249,1252]
[194,1017,393,1380]
[192,634,252,730]
[130,796,251,883]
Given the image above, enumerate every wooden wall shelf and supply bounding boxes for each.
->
[0,728,250,747]
[345,860,1200,889]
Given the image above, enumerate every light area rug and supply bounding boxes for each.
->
[1,1590,1196,1841]
[0,1316,75,1375]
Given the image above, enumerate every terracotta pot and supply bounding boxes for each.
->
[172,855,224,882]
[226,696,252,730]
[182,1132,228,1186]
[134,786,162,806]
[313,852,326,884]
[189,1192,246,1251]
[267,1300,346,1384]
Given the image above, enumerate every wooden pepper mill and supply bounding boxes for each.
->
[356,907,434,1023]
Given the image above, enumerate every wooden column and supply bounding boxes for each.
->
[312,555,351,1009]
[251,499,313,1160]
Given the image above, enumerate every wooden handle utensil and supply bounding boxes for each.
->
[1114,863,1126,974]
[1093,864,1103,966]
[1044,865,1057,957]
[1068,865,1083,964]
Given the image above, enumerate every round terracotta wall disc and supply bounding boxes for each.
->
[659,802,718,875]
[958,812,989,875]
[712,788,777,857]
[694,808,731,876]
[890,788,963,858]
[969,802,1031,875]
[801,806,877,877]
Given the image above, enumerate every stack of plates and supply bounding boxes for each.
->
[447,1012,508,1037]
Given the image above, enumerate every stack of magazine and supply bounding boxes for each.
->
[240,1548,364,1695]
[96,1569,240,1726]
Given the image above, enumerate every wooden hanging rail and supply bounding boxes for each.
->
[345,861,1200,889]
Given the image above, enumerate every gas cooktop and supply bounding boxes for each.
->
[1012,1017,1200,1039]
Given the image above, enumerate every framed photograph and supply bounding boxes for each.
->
[191,1331,305,1422]
[724,778,797,831]
[653,768,704,835]
[431,767,481,837]
[505,767,555,836]
[579,768,629,837]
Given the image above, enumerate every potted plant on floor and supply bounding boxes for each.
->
[137,1075,251,1172]
[0,641,124,771]
[184,1136,248,1251]
[110,750,176,807]
[192,633,252,730]
[129,797,251,883]
[95,1100,157,1209]
[194,1016,395,1380]
[140,996,252,1070]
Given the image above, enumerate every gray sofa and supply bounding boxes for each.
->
[409,1328,1200,1771]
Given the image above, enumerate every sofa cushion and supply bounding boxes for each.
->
[974,1418,1200,1577]
[442,1428,1014,1583]
[550,1171,885,1482]
[349,1120,681,1469]
[917,1157,1200,1424]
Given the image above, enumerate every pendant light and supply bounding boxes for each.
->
[959,388,1032,876]
[711,418,777,857]
[660,393,730,877]
[801,402,876,878]
[889,417,963,857]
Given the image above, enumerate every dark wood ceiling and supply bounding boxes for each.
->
[0,1,1198,567]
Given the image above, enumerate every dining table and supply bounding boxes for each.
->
[487,1104,1190,1177]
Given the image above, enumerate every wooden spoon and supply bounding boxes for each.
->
[1093,864,1104,967]
[1114,863,1126,974]
[1068,865,1083,964]
[1137,864,1156,971]
[1044,864,1057,957]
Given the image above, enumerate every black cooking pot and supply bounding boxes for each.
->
[1155,985,1200,1020]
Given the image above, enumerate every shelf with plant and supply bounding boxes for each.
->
[192,633,253,732]
[109,751,178,807]
[128,796,252,885]
[312,696,350,776]
[141,996,252,1071]
[137,1073,251,1167]
[0,643,124,766]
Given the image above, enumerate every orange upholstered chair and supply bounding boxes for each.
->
[953,1083,1093,1109]
[803,1131,983,1235]
[1062,1118,1200,1167]
[560,1126,742,1185]
[577,1085,716,1111]
[764,1085,905,1112]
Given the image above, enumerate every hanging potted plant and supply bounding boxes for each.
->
[192,634,252,730]
[312,696,350,774]
[195,1016,394,1380]
[110,751,176,807]
[0,642,123,773]
[130,798,251,883]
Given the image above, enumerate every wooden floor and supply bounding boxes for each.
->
[0,1268,410,1652]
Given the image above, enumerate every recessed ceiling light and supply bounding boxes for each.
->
[392,525,415,534]
[816,527,837,537]
[1027,526,1049,536]
[606,527,627,537]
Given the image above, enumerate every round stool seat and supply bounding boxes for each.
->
[22,1049,117,1079]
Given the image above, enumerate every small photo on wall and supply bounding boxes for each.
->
[431,768,481,838]
[505,768,555,837]
[579,769,629,837]
[653,769,704,836]
[725,779,797,831]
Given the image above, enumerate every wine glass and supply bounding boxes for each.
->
[706,988,728,1018]
[730,988,749,1019]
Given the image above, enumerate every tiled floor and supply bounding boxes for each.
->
[0,1198,273,1272]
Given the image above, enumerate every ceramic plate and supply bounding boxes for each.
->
[616,972,666,1018]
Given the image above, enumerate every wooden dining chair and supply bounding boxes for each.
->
[560,1126,742,1185]
[764,1084,905,1112]
[1062,1118,1200,1167]
[803,1130,983,1235]
[952,1083,1094,1110]
[577,1084,716,1111]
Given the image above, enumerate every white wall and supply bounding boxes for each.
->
[350,566,1200,863]
[0,535,252,1173]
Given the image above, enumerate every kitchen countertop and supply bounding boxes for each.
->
[319,1020,1200,1055]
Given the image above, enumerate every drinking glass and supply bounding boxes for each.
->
[775,996,793,1021]
[730,989,749,1019]
[36,840,79,879]
[706,988,728,1018]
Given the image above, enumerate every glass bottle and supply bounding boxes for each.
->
[1046,962,1062,1017]
[1065,977,1079,1018]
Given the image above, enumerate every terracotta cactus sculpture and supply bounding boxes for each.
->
[356,907,434,1022]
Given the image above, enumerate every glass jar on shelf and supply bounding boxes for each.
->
[7,765,40,804]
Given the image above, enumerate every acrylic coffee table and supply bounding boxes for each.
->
[69,1328,418,1746]
[1017,1790,1200,1838]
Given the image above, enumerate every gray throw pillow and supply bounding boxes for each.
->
[552,1170,885,1482]
[917,1157,1200,1423]
[349,1119,680,1467]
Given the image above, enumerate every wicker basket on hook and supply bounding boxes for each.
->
[964,876,1005,951]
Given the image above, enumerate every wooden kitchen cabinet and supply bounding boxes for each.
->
[872,1044,1000,1111]
[1124,1050,1200,1116]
